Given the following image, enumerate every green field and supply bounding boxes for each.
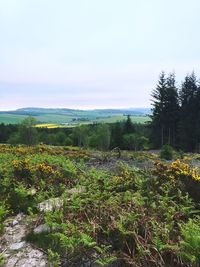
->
[98,115,150,124]
[0,112,150,125]
[0,114,28,124]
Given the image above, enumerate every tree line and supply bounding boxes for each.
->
[150,71,200,151]
[0,71,199,152]
[0,116,149,151]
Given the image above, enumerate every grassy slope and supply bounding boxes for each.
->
[0,113,150,125]
[0,114,28,124]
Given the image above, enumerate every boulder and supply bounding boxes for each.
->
[38,187,86,212]
[33,224,51,234]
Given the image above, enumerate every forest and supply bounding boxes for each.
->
[0,71,200,153]
[151,71,200,152]
[0,115,149,152]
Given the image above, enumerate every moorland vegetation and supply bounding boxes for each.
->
[1,145,200,266]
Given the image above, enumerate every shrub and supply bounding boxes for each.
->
[160,144,173,160]
[9,184,36,213]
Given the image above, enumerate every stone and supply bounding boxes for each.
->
[67,186,86,194]
[33,224,51,234]
[38,197,64,212]
[1,214,48,267]
[38,187,86,213]
[10,241,26,251]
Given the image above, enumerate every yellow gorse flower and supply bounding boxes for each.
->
[170,160,200,181]
[37,163,61,177]
[154,159,200,182]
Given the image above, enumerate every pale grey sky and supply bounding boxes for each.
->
[0,0,200,110]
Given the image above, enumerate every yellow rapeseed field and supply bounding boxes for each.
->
[35,123,60,128]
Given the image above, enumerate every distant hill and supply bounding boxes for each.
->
[0,107,150,116]
[0,108,77,116]
[0,107,151,125]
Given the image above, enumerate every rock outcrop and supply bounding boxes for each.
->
[0,213,48,267]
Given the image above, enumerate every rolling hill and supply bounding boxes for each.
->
[0,107,151,125]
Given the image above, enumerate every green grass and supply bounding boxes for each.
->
[98,115,150,124]
[0,113,150,125]
[0,114,28,124]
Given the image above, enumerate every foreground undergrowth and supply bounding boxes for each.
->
[1,145,200,266]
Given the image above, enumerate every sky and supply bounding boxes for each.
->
[0,0,200,110]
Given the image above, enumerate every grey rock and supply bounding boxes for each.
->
[38,187,86,213]
[10,241,26,251]
[6,248,47,267]
[38,197,64,212]
[33,224,51,234]
[1,213,48,267]
[67,186,86,195]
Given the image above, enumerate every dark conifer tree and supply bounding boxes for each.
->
[196,83,200,152]
[179,72,199,151]
[150,72,167,147]
[150,72,179,148]
[124,115,135,134]
[165,72,180,147]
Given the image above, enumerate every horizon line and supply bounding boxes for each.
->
[0,106,151,112]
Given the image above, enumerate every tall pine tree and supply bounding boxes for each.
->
[179,72,199,151]
[165,73,180,147]
[151,72,179,148]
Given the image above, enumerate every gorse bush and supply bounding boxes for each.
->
[153,159,200,202]
[0,147,82,215]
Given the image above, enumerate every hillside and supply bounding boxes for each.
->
[1,145,200,266]
[0,107,150,125]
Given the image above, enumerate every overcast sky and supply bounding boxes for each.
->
[0,0,200,110]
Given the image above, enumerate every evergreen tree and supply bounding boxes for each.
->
[124,115,135,134]
[150,72,179,147]
[179,72,199,151]
[165,72,180,146]
[196,83,200,152]
[150,72,167,147]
